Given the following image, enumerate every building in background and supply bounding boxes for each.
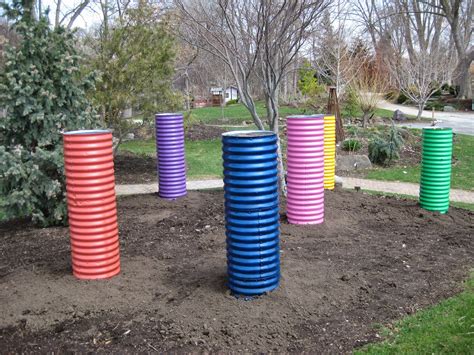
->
[210,86,239,106]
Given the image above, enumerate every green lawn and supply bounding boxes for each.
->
[374,108,429,121]
[119,139,223,179]
[192,103,412,126]
[191,101,315,125]
[342,107,420,121]
[122,132,474,189]
[356,272,474,354]
[366,134,474,190]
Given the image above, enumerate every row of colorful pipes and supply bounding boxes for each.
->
[62,113,453,296]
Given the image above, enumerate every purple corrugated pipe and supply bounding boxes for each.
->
[155,113,187,199]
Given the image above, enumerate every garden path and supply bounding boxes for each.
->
[115,179,223,196]
[343,177,474,204]
[115,177,474,204]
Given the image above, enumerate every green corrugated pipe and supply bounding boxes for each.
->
[419,127,453,213]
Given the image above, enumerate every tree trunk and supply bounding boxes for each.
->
[362,112,370,128]
[22,0,36,22]
[55,0,61,27]
[266,92,287,197]
[184,72,190,111]
[327,87,345,142]
[416,103,424,120]
[454,56,473,99]
[272,120,287,198]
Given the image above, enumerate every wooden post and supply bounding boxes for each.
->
[327,87,345,143]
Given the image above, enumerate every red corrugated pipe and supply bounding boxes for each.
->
[63,130,120,279]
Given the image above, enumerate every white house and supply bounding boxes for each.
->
[210,86,239,104]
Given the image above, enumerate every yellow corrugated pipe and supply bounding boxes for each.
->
[324,115,336,190]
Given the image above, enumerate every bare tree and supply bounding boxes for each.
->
[422,0,473,99]
[353,0,472,99]
[175,0,328,194]
[389,49,454,119]
[50,0,92,28]
[351,0,404,51]
[310,3,367,97]
[174,43,232,102]
[395,0,444,60]
[174,45,199,111]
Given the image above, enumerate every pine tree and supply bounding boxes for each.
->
[0,14,100,226]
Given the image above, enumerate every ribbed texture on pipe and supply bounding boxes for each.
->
[419,127,453,213]
[63,130,120,279]
[286,115,325,224]
[155,113,187,200]
[324,115,336,190]
[222,131,280,296]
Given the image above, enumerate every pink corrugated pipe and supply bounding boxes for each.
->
[286,115,325,224]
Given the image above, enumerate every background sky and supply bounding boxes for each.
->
[41,0,102,30]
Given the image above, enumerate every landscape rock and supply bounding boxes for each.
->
[392,109,406,121]
[443,105,456,112]
[336,155,372,171]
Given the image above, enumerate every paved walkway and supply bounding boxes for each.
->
[115,177,474,204]
[342,177,474,204]
[115,179,223,196]
[378,100,474,136]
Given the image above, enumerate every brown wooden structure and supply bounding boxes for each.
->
[327,87,345,143]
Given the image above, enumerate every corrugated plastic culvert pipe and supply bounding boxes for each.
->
[419,127,453,214]
[324,115,336,190]
[286,115,325,224]
[222,131,280,296]
[63,130,120,279]
[155,113,187,200]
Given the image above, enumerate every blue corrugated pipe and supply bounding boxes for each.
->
[222,131,280,296]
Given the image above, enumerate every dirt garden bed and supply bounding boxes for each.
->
[1,190,472,353]
[114,152,157,185]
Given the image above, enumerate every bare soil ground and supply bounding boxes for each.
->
[1,190,472,353]
[114,151,157,185]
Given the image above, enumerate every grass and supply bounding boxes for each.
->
[122,130,474,189]
[356,272,474,354]
[366,134,474,191]
[451,201,474,212]
[191,102,410,126]
[191,101,316,126]
[184,139,222,178]
[374,108,395,119]
[342,107,420,121]
[374,107,427,121]
[361,190,474,212]
[119,139,223,179]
